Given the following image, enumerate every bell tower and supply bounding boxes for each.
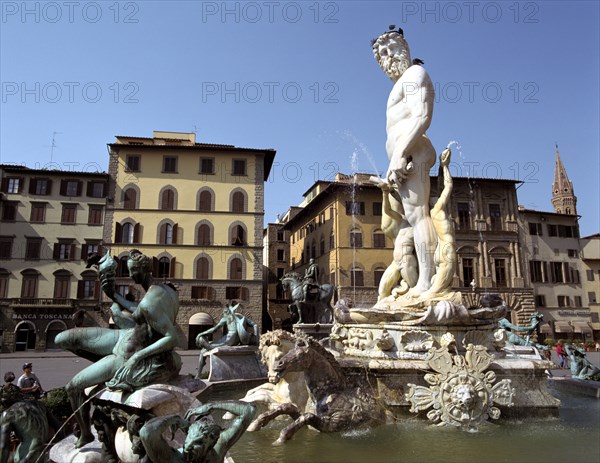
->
[551,144,577,215]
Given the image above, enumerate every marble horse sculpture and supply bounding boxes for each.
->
[247,335,385,444]
[55,249,182,448]
[281,272,334,324]
[233,330,311,418]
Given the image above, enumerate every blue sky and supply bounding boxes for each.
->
[1,1,599,235]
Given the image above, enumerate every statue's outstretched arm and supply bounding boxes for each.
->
[1,422,11,463]
[564,344,574,357]
[110,302,136,329]
[112,292,137,312]
[433,149,453,212]
[140,415,188,463]
[185,401,256,460]
[197,319,224,337]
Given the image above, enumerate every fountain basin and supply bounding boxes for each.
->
[200,382,598,463]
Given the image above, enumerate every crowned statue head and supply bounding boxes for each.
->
[372,25,411,82]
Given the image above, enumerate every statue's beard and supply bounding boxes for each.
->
[380,53,411,81]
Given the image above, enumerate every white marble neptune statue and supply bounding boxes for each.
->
[372,26,439,300]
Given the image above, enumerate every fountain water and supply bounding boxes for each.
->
[350,150,359,305]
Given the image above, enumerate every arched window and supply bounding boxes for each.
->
[350,228,363,248]
[197,224,211,246]
[158,257,170,278]
[350,267,364,287]
[231,224,246,246]
[123,188,137,209]
[116,255,129,277]
[161,189,175,210]
[374,267,386,287]
[122,223,134,244]
[159,223,177,245]
[373,229,386,248]
[320,237,325,256]
[78,270,99,299]
[231,191,246,213]
[53,270,71,299]
[198,190,213,212]
[230,258,243,280]
[196,257,210,279]
[0,268,10,298]
[20,269,39,298]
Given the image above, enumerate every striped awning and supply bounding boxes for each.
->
[554,321,573,333]
[540,323,553,334]
[571,321,592,334]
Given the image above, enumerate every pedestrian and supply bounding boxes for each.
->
[556,341,568,369]
[17,362,44,400]
[0,371,23,410]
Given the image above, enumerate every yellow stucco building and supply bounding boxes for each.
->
[282,172,536,326]
[0,165,108,352]
[104,131,275,346]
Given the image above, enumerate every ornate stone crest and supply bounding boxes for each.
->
[406,344,515,427]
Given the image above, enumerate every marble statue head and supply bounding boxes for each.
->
[372,28,411,81]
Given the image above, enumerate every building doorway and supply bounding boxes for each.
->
[188,312,214,349]
[46,320,67,350]
[15,322,36,351]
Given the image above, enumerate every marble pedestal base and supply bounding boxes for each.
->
[330,320,559,419]
[338,349,560,419]
[204,346,266,382]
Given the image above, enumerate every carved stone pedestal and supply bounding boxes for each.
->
[204,345,266,382]
[331,322,560,419]
[293,323,333,341]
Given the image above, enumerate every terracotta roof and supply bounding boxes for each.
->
[519,208,581,218]
[0,164,108,177]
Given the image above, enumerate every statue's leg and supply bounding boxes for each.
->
[275,412,318,445]
[66,355,122,448]
[378,262,401,300]
[244,383,274,404]
[407,138,437,294]
[55,327,119,362]
[196,347,208,379]
[247,403,300,432]
[395,224,417,288]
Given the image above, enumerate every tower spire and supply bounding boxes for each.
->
[551,145,577,215]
